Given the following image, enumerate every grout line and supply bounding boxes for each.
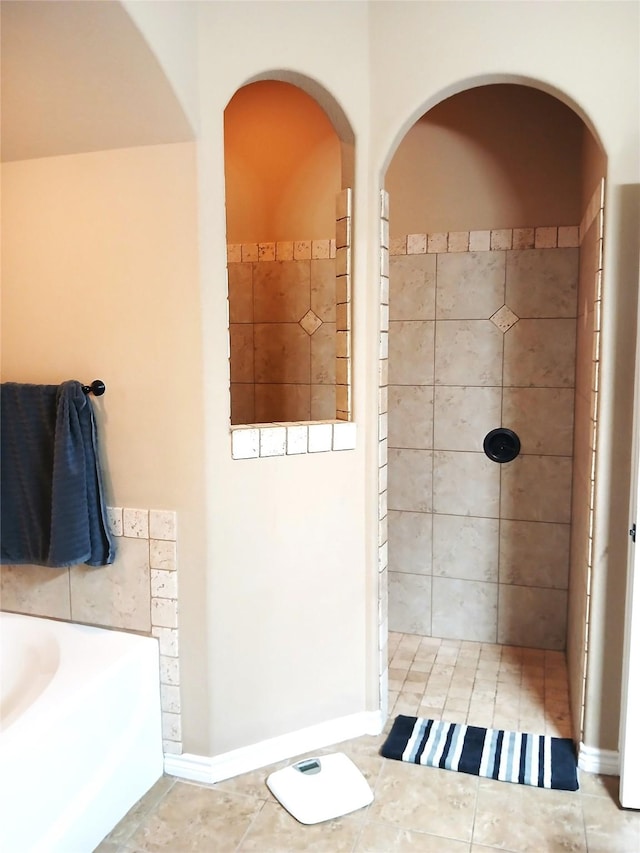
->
[234,799,267,852]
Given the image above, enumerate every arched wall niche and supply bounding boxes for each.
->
[243,68,355,190]
[378,76,608,747]
[224,73,354,427]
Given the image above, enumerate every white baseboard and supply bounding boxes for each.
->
[578,742,620,776]
[164,710,384,784]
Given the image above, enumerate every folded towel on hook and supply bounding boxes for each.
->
[1,380,115,568]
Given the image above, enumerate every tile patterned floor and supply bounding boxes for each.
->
[96,633,640,852]
[386,632,572,737]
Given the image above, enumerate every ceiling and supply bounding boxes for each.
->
[1,0,194,163]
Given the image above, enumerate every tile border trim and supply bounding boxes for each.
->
[226,225,584,265]
[227,239,336,264]
[388,225,580,255]
[107,507,182,755]
[231,420,357,460]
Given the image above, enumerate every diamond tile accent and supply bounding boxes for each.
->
[490,304,519,333]
[299,309,322,335]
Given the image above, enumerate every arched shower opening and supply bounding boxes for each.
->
[377,81,606,746]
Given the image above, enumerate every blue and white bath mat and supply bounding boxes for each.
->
[380,715,579,791]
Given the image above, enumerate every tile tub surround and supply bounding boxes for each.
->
[386,224,581,650]
[0,507,183,757]
[98,633,640,853]
[111,507,183,757]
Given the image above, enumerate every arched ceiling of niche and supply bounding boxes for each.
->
[1,0,194,163]
[224,80,342,243]
[385,83,595,234]
[244,70,355,147]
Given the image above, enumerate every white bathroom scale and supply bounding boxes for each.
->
[266,752,373,825]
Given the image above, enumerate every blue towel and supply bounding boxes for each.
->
[1,380,115,567]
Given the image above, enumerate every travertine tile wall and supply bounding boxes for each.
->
[378,189,391,716]
[0,507,183,755]
[336,188,352,420]
[567,179,605,740]
[227,191,353,427]
[227,242,337,424]
[386,225,581,651]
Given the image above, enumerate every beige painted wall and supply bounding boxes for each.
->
[1,142,203,508]
[386,84,584,234]
[0,142,211,731]
[581,125,607,213]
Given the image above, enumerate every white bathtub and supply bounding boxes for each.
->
[0,611,163,853]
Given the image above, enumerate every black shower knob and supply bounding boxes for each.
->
[483,428,521,463]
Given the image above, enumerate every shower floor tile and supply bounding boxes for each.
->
[387,631,572,737]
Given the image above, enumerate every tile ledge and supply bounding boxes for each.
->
[230,421,357,459]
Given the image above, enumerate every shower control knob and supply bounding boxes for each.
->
[483,428,521,463]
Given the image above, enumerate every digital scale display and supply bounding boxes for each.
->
[295,759,321,775]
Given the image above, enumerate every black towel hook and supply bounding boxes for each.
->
[82,380,106,396]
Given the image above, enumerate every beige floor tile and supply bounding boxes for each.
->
[391,666,410,680]
[126,782,263,852]
[443,709,468,724]
[104,776,175,845]
[334,736,387,788]
[103,633,635,852]
[419,636,442,650]
[392,658,413,672]
[395,697,422,716]
[577,772,619,799]
[431,662,456,677]
[369,760,477,842]
[581,792,640,853]
[451,665,477,682]
[409,659,433,673]
[213,761,286,802]
[356,820,471,851]
[444,696,470,713]
[473,778,586,852]
[473,678,497,695]
[237,800,365,851]
[400,683,424,699]
[93,841,123,853]
[418,704,444,719]
[423,690,448,708]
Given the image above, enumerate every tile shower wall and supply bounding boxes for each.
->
[0,507,183,755]
[387,226,580,651]
[227,241,337,424]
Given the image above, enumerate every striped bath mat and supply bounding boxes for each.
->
[380,715,579,791]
